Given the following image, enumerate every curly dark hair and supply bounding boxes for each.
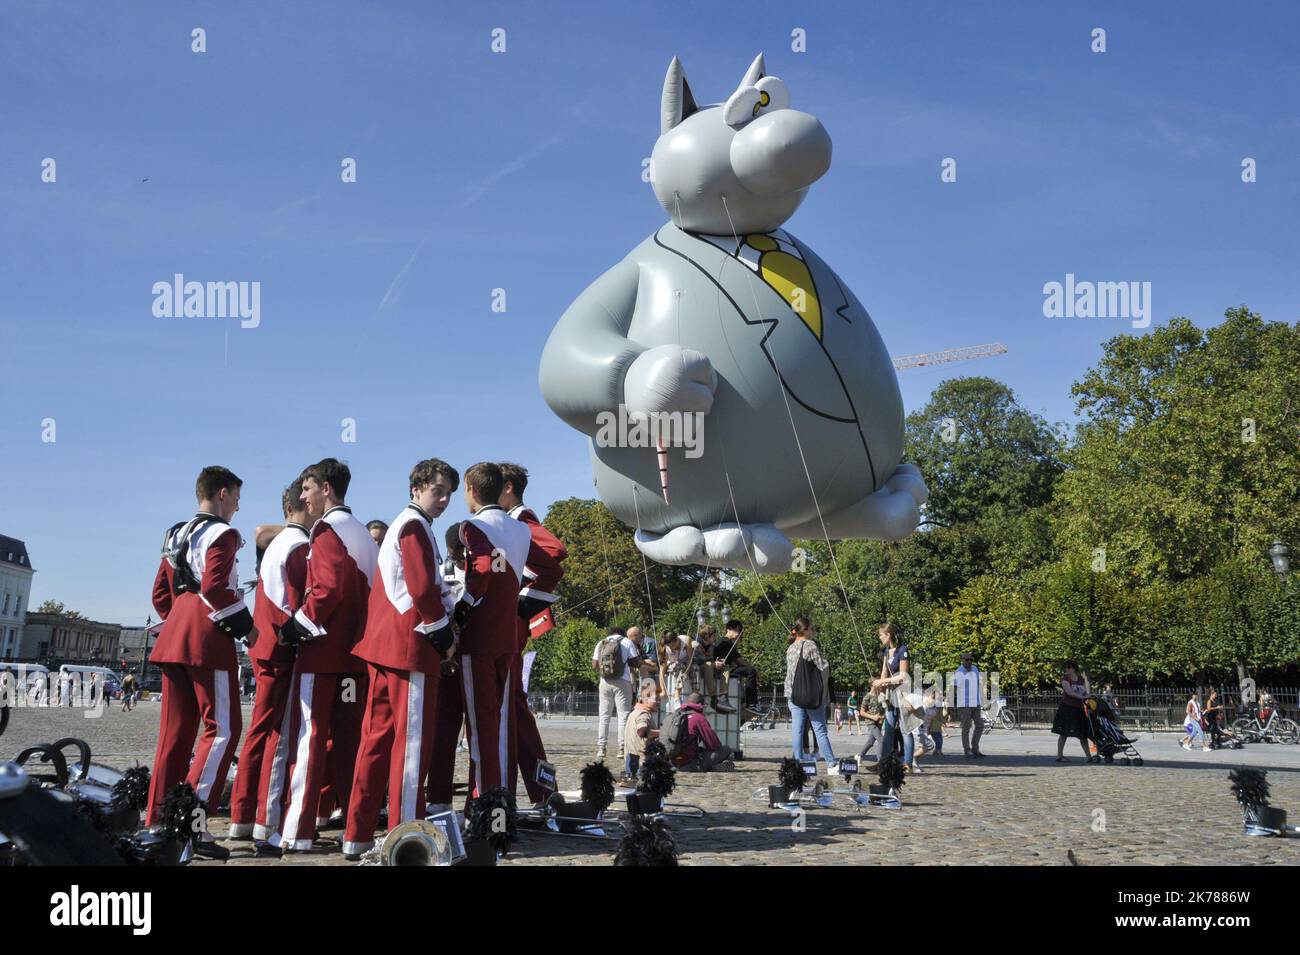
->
[409,457,459,493]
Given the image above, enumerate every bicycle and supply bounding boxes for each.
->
[1231,702,1299,744]
[981,696,1017,732]
[742,700,780,731]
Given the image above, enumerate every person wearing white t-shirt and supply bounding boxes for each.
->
[592,627,642,759]
[658,632,697,711]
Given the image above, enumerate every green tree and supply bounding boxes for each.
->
[36,600,83,619]
[905,376,1064,527]
[1057,308,1300,582]
[531,618,602,690]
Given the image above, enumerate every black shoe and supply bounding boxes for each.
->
[972,750,985,758]
[712,698,736,714]
[192,839,230,861]
[253,840,283,859]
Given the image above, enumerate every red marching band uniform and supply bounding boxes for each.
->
[146,514,253,826]
[450,505,563,801]
[508,503,566,804]
[272,505,378,850]
[228,523,309,840]
[342,502,455,856]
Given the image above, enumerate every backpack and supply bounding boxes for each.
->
[791,652,824,710]
[162,516,218,596]
[662,706,693,759]
[598,637,624,680]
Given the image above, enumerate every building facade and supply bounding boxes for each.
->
[21,612,122,664]
[0,535,35,659]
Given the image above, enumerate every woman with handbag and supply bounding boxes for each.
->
[1052,661,1095,762]
[1203,687,1228,748]
[784,617,839,776]
[871,623,917,773]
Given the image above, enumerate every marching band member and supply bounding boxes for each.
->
[146,466,253,859]
[272,459,379,852]
[228,480,310,845]
[342,459,459,858]
[453,463,562,800]
[426,522,466,813]
[497,463,567,807]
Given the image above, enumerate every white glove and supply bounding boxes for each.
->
[623,344,717,416]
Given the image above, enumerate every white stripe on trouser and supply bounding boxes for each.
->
[194,670,232,804]
[498,668,511,784]
[274,672,316,849]
[461,658,481,795]
[258,680,296,840]
[401,672,425,822]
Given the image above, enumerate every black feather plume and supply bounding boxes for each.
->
[581,761,616,815]
[160,782,202,844]
[467,786,517,854]
[637,739,677,799]
[1229,768,1270,810]
[613,814,679,866]
[111,765,151,813]
[98,765,151,835]
[877,755,906,792]
[778,757,807,791]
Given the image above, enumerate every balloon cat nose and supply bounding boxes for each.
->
[730,110,832,197]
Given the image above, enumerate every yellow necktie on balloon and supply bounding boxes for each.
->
[744,233,822,340]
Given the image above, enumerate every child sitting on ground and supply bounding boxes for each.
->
[622,679,661,786]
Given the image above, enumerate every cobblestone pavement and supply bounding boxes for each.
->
[8,702,1300,866]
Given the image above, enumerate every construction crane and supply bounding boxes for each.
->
[892,342,1007,372]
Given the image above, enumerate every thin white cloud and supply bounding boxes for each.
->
[376,237,429,314]
[457,134,562,208]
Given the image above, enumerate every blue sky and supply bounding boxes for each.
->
[2,1,1297,624]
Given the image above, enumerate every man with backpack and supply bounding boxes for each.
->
[147,465,254,858]
[663,692,733,772]
[591,626,641,760]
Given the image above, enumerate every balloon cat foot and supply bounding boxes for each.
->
[779,464,929,542]
[634,522,792,573]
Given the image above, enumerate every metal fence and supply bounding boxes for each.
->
[529,684,1299,732]
[999,686,1297,732]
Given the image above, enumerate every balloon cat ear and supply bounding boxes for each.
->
[661,56,699,134]
[739,52,765,90]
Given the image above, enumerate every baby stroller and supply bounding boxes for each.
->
[1085,697,1143,766]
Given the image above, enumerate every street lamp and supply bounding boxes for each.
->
[1268,541,1290,578]
[698,598,730,629]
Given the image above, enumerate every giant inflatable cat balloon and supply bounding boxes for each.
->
[540,54,927,573]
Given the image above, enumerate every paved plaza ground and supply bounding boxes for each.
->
[7,701,1300,866]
